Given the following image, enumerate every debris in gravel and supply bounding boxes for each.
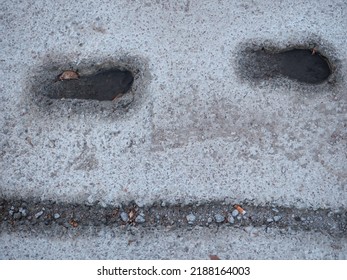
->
[0,198,346,238]
[120,212,129,222]
[234,204,246,215]
[53,213,60,219]
[231,209,239,217]
[135,214,146,224]
[214,214,225,223]
[227,215,235,224]
[19,207,28,217]
[35,211,44,219]
[186,213,196,224]
[69,219,78,228]
[274,215,282,222]
[13,212,21,220]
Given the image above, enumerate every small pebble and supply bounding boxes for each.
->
[53,213,60,219]
[8,210,14,216]
[161,202,166,207]
[214,214,225,223]
[19,208,28,217]
[273,215,282,222]
[207,217,213,223]
[135,215,146,224]
[120,212,129,222]
[186,213,196,224]
[272,208,279,213]
[266,218,273,223]
[227,215,235,224]
[35,211,44,219]
[232,209,239,217]
[13,212,22,220]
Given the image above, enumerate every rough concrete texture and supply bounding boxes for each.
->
[1,227,346,260]
[0,0,346,259]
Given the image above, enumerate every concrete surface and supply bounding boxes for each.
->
[0,228,347,260]
[1,226,346,260]
[0,0,346,259]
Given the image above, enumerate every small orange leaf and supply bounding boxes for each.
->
[69,219,78,227]
[209,255,220,260]
[58,70,79,81]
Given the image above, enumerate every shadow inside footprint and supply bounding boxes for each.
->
[277,49,331,84]
[47,68,134,101]
[240,48,332,84]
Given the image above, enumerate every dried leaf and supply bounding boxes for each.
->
[69,219,78,227]
[58,70,79,81]
[129,209,136,220]
[209,255,220,260]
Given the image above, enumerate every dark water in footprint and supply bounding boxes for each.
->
[47,69,134,101]
[278,49,331,84]
[240,48,332,84]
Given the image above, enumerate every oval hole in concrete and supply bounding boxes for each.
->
[48,68,134,101]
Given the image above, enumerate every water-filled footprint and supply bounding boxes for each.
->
[47,68,134,101]
[240,48,331,84]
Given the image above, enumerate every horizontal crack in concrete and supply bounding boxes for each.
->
[0,198,346,238]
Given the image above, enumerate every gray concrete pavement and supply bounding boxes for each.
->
[1,226,346,260]
[0,0,346,259]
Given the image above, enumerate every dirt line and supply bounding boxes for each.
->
[0,198,346,237]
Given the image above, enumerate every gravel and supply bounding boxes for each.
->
[19,208,28,217]
[214,214,225,223]
[0,198,345,238]
[186,214,196,224]
[135,215,146,224]
[227,215,235,224]
[13,212,21,220]
[120,212,129,222]
[35,211,44,219]
[53,213,60,219]
[274,215,282,222]
[231,209,239,217]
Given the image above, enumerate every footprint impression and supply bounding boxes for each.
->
[240,48,332,84]
[48,68,134,101]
